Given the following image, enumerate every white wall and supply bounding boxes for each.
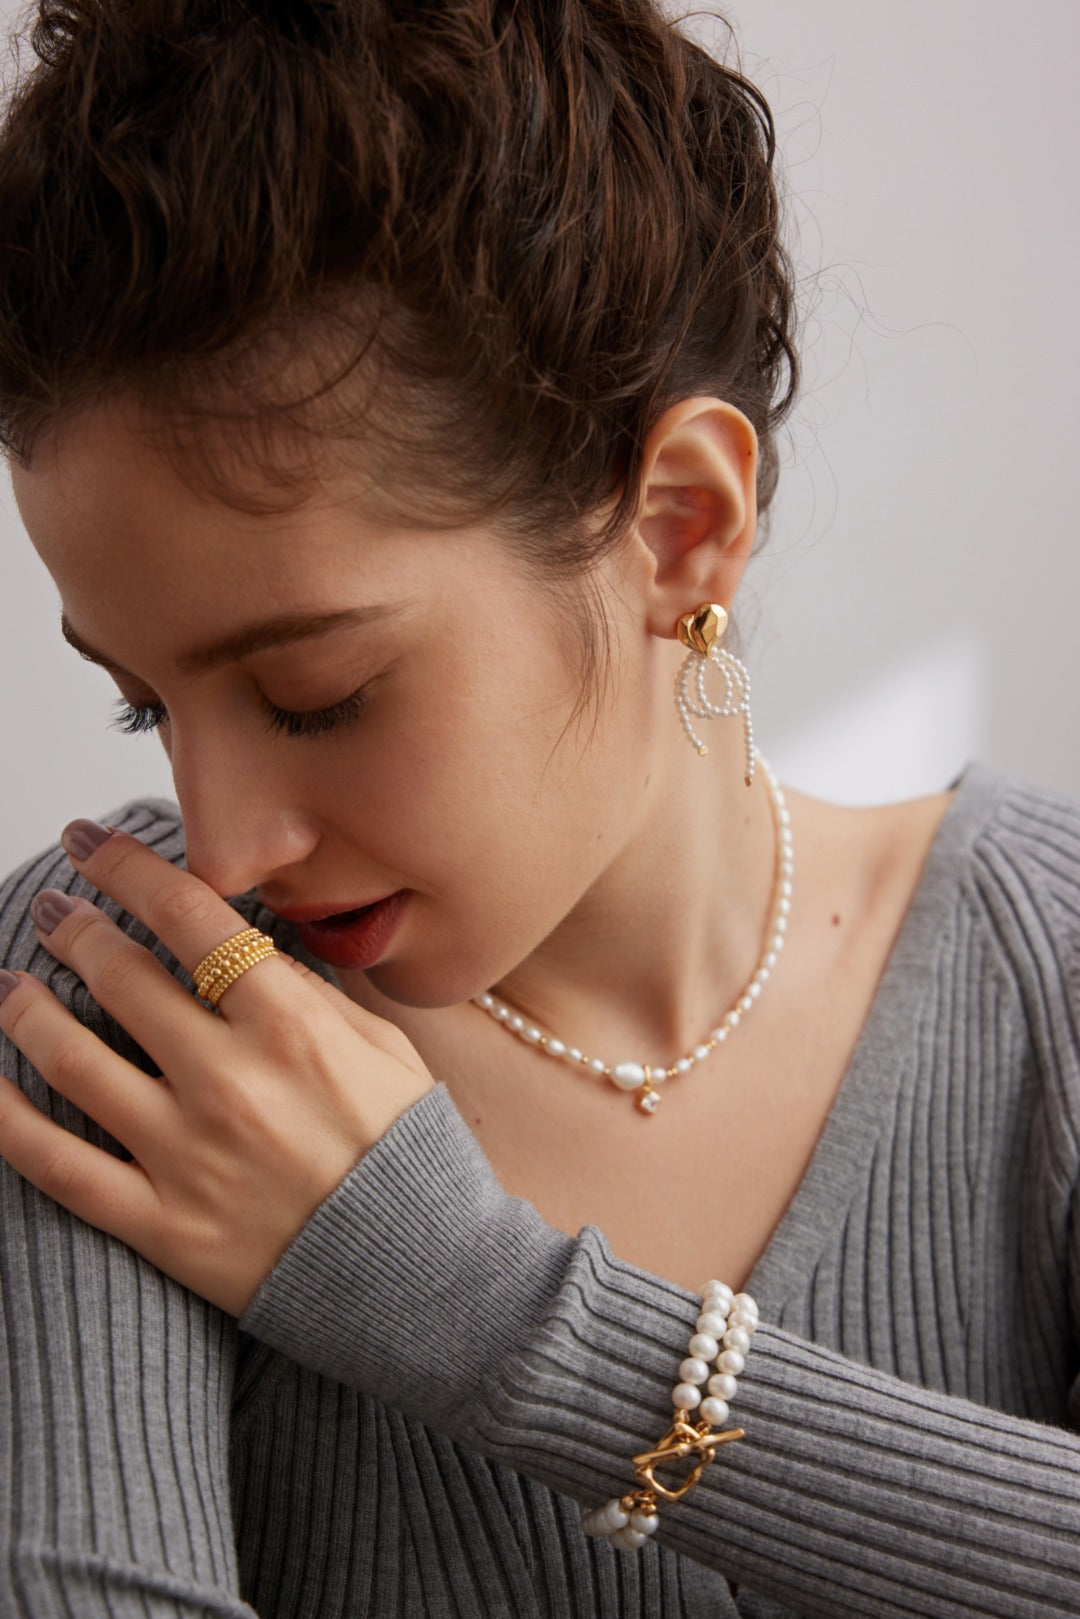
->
[1,1,1077,875]
[723,1,1080,803]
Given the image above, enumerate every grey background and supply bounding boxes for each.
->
[1,1,1077,875]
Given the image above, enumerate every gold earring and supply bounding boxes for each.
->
[674,603,755,785]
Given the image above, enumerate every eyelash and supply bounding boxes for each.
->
[109,687,369,740]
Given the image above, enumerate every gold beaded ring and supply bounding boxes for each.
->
[192,926,279,1007]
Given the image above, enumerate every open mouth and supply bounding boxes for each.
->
[307,903,378,930]
[289,891,408,970]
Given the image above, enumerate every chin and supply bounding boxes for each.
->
[361,952,491,1010]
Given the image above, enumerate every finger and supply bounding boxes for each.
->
[28,890,220,1072]
[58,821,294,1016]
[0,1069,160,1245]
[0,969,177,1155]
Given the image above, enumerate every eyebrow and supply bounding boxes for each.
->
[60,603,406,678]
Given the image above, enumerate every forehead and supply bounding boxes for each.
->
[7,400,528,674]
[13,398,339,549]
[12,400,417,580]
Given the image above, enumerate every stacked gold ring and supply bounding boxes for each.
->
[193,926,278,1007]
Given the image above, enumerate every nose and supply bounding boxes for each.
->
[167,726,321,900]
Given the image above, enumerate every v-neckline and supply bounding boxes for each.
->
[741,758,1006,1318]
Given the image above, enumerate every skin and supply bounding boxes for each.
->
[0,390,953,1306]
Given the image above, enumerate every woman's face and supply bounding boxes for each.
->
[10,402,664,1007]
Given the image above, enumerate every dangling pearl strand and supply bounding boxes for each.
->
[675,638,755,786]
[472,750,792,1115]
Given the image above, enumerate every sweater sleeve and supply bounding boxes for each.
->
[0,808,259,1618]
[240,1081,1080,1619]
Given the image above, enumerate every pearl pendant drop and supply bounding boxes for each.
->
[472,749,791,1113]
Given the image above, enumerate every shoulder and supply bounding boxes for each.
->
[951,761,1080,981]
[0,803,241,1563]
[944,762,1080,1156]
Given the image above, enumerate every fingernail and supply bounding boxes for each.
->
[61,819,115,862]
[30,889,78,934]
[0,969,19,1005]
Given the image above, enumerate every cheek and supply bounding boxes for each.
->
[320,622,640,912]
[352,712,641,1005]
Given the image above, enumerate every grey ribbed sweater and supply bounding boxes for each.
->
[1,759,1079,1618]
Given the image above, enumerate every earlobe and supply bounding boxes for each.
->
[633,398,758,628]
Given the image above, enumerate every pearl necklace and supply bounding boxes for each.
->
[473,750,792,1114]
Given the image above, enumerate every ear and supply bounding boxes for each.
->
[631,398,758,638]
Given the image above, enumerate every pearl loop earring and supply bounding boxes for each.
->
[674,603,755,785]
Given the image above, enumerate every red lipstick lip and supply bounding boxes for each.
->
[282,891,409,971]
[262,898,394,925]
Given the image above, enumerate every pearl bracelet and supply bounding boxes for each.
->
[580,1282,758,1551]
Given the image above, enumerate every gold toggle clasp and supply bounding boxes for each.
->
[631,1418,745,1502]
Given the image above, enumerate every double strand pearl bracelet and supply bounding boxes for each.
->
[580,1283,758,1551]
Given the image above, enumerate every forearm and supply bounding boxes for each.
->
[242,1084,1080,1619]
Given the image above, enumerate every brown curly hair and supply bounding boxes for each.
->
[0,0,797,639]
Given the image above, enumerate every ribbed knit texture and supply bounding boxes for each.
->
[1,760,1078,1616]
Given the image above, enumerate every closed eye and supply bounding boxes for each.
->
[110,685,369,740]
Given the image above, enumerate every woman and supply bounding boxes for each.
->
[0,2,1076,1616]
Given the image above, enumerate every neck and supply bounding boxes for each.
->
[490,724,782,1068]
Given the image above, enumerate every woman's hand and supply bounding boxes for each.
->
[0,821,434,1315]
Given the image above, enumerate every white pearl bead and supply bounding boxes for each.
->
[700,1396,730,1426]
[568,1048,583,1063]
[496,1005,510,1021]
[611,1061,646,1091]
[696,1311,727,1338]
[581,1510,606,1536]
[747,982,762,1000]
[702,1281,734,1307]
[708,1371,738,1400]
[675,1058,692,1073]
[777,896,791,916]
[602,1500,629,1531]
[523,1026,542,1042]
[629,1510,660,1537]
[613,1526,647,1551]
[723,1326,750,1353]
[710,1027,728,1042]
[764,951,778,969]
[588,1057,606,1074]
[733,1293,759,1318]
[775,916,787,934]
[547,1039,566,1057]
[728,1310,758,1335]
[693,1044,711,1061]
[479,993,495,1009]
[717,1348,745,1375]
[753,967,770,985]
[672,1382,702,1410]
[688,1333,719,1361]
[738,995,752,1013]
[679,1356,710,1384]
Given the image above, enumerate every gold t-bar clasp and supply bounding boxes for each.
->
[631,1418,745,1502]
